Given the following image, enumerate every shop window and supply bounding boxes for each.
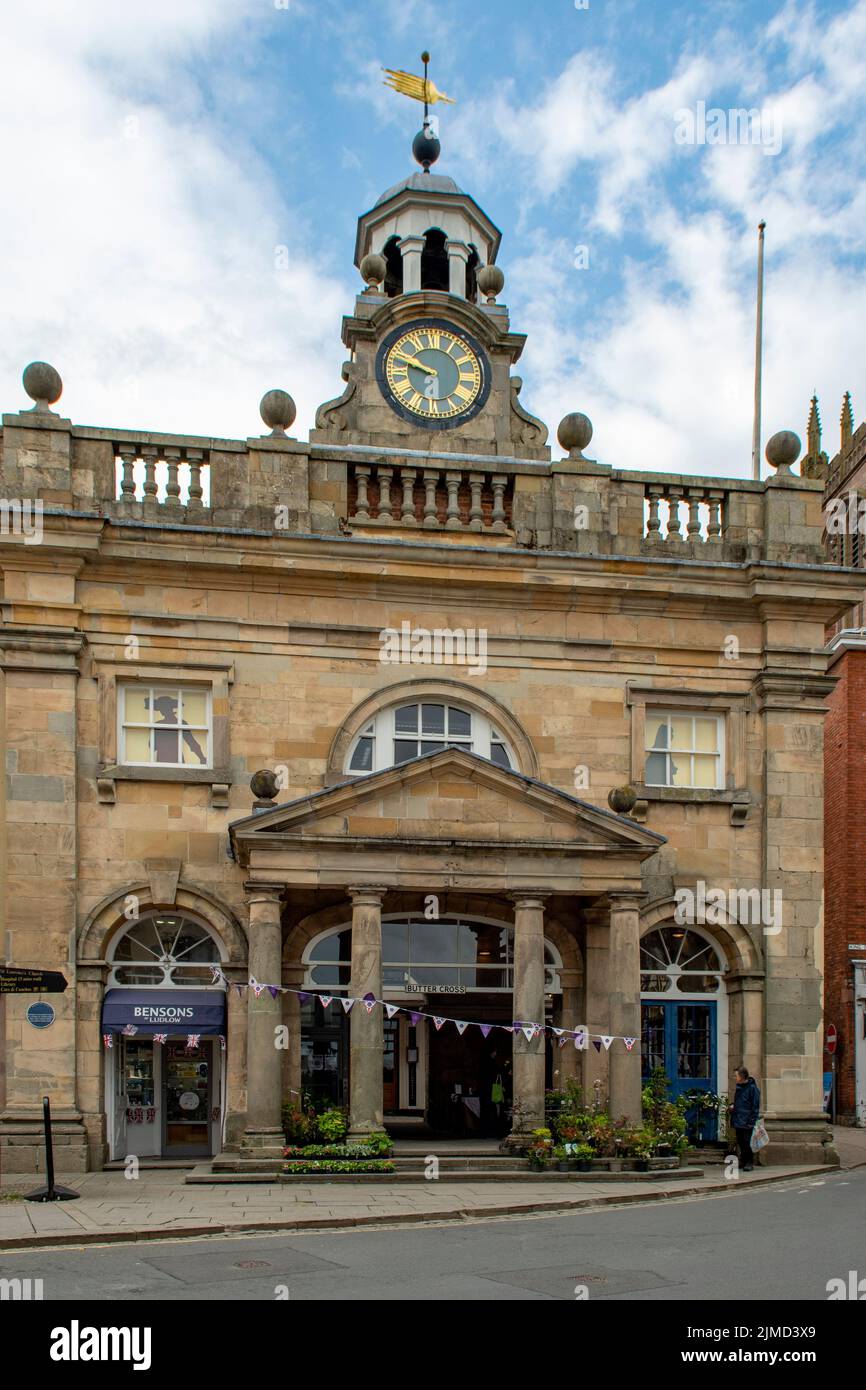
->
[109,913,221,988]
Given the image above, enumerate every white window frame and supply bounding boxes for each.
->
[346,702,514,775]
[118,683,213,770]
[643,709,725,791]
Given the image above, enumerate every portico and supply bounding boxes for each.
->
[228,748,664,1151]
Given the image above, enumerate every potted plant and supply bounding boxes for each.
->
[631,1128,655,1171]
[527,1127,554,1171]
[316,1107,349,1144]
[573,1142,594,1172]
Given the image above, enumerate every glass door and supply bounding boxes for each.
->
[383,1017,399,1112]
[162,1040,212,1156]
[641,1001,717,1138]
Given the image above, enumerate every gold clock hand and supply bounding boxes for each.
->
[395,352,438,374]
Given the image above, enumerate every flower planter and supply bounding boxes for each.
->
[576,1160,592,1173]
[634,1159,650,1172]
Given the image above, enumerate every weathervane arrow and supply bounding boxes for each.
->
[383,50,455,117]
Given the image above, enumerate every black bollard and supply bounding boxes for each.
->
[24,1096,80,1201]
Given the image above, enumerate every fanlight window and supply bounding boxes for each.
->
[347,702,514,774]
[109,914,221,988]
[640,926,724,996]
[305,917,561,994]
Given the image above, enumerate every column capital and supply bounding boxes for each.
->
[244,883,285,906]
[347,885,388,905]
[509,892,548,910]
[607,890,645,910]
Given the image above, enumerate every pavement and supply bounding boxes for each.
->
[1,1125,862,1251]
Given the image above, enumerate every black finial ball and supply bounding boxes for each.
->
[412,126,441,171]
[250,769,279,801]
[421,50,430,63]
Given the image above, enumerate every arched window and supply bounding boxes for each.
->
[383,236,403,298]
[109,913,222,988]
[304,916,562,994]
[346,700,514,774]
[421,228,449,291]
[640,925,724,996]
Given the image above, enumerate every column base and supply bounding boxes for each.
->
[239,1127,285,1160]
[762,1113,839,1166]
[0,1108,91,1174]
[499,1130,539,1155]
[346,1124,381,1144]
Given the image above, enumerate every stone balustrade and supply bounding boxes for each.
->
[114,439,210,510]
[0,406,831,565]
[348,461,513,533]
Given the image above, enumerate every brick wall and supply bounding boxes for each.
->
[824,648,866,1119]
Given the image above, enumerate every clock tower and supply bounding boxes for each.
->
[312,128,549,460]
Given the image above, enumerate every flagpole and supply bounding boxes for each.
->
[751,220,766,481]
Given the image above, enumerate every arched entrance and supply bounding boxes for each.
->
[102,913,228,1160]
[302,914,564,1138]
[640,923,727,1137]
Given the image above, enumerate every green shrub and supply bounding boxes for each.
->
[316,1107,349,1143]
[282,1159,396,1175]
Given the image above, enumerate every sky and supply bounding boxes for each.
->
[2,0,865,478]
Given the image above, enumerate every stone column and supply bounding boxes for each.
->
[446,239,470,297]
[224,965,248,1152]
[347,887,386,1140]
[582,906,611,1101]
[509,894,547,1139]
[399,236,425,294]
[282,964,304,1110]
[608,892,643,1123]
[242,886,285,1157]
[556,968,583,1087]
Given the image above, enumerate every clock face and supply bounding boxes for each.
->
[376,319,491,429]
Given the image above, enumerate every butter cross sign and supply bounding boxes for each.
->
[0,967,69,995]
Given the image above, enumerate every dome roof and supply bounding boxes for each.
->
[375,172,464,207]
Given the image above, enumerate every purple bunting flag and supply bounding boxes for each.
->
[409,1012,422,1026]
[479,1024,493,1038]
[592,1039,602,1053]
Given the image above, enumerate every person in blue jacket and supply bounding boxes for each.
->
[730,1066,761,1171]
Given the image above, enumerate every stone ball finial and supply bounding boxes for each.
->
[608,784,638,815]
[477,264,505,303]
[250,769,279,802]
[765,430,801,475]
[259,389,296,437]
[360,252,387,290]
[558,412,594,458]
[412,125,441,171]
[22,361,63,412]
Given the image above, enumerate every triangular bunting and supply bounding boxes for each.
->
[479,1024,493,1038]
[455,1021,468,1035]
[521,1025,536,1042]
[409,1012,422,1026]
[362,992,377,1014]
[592,1039,602,1052]
[319,996,333,1010]
[433,1017,446,1031]
[384,1003,400,1019]
[267,986,280,999]
[600,1036,613,1051]
[623,1037,638,1052]
[340,997,355,1014]
[558,1036,569,1048]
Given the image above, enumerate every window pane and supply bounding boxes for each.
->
[406,966,459,987]
[124,688,151,723]
[694,718,718,752]
[420,741,444,756]
[154,727,180,763]
[678,974,720,993]
[349,738,373,772]
[640,973,672,992]
[151,691,180,726]
[124,728,151,763]
[394,705,418,733]
[421,703,445,734]
[648,719,669,750]
[670,754,691,787]
[181,729,208,766]
[645,751,667,785]
[181,691,208,726]
[692,754,718,788]
[394,740,416,764]
[448,707,471,736]
[382,921,409,961]
[669,716,692,751]
[410,920,457,964]
[489,742,511,769]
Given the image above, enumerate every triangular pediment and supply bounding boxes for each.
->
[230,749,664,858]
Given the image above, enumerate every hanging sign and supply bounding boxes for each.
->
[1,968,68,995]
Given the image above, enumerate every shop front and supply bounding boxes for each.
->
[100,912,228,1160]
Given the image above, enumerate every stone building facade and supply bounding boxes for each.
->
[0,153,856,1172]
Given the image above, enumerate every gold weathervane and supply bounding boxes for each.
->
[382,50,456,114]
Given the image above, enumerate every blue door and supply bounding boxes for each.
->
[641,1000,718,1139]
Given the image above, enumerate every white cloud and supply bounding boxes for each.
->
[0,1,351,440]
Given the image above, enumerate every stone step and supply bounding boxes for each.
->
[186,1165,706,1185]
